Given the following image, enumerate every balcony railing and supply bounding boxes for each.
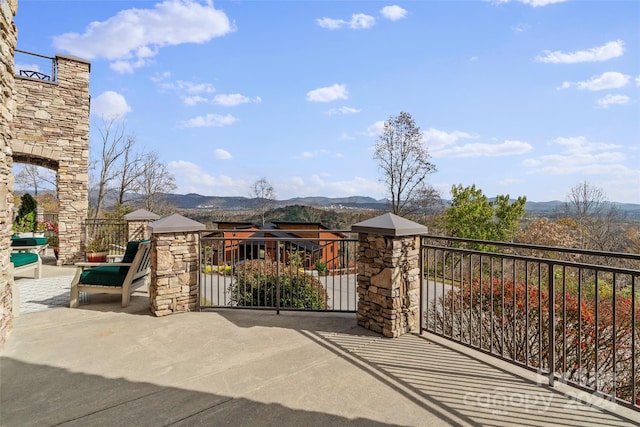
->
[14,49,57,82]
[200,231,358,313]
[421,235,640,411]
[84,218,128,255]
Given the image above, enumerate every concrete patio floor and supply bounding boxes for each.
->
[1,260,639,426]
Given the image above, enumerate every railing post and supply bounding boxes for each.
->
[276,240,281,315]
[124,209,160,241]
[548,262,555,386]
[148,214,205,316]
[352,213,427,338]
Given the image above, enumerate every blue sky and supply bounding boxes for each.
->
[13,0,640,203]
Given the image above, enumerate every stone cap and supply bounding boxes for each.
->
[125,209,161,221]
[149,214,205,234]
[351,213,427,237]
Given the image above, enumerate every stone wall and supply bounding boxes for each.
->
[149,232,200,316]
[0,0,18,347]
[356,233,421,338]
[128,221,150,241]
[13,54,90,265]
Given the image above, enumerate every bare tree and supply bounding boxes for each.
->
[92,118,128,219]
[564,181,623,251]
[14,164,56,198]
[137,151,176,214]
[115,135,144,206]
[249,177,276,225]
[373,111,437,216]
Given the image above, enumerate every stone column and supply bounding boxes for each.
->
[0,0,18,347]
[55,55,90,265]
[148,214,204,316]
[124,209,160,241]
[352,213,427,338]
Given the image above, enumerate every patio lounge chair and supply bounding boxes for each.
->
[70,240,151,308]
[11,236,49,256]
[10,252,42,279]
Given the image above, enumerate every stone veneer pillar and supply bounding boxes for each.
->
[124,209,160,241]
[0,0,18,347]
[352,213,427,338]
[148,214,204,316]
[13,53,91,265]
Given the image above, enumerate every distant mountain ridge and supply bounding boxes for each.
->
[164,193,640,219]
[163,193,387,210]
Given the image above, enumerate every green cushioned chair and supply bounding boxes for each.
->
[11,236,49,246]
[10,252,42,279]
[70,240,151,308]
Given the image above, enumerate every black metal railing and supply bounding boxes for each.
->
[421,235,640,411]
[200,231,358,313]
[84,218,128,255]
[14,49,57,82]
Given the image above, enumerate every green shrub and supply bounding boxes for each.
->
[230,259,328,309]
[316,261,327,276]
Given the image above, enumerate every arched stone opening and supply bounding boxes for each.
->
[12,53,91,265]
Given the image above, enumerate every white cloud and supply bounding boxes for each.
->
[316,17,345,30]
[423,128,475,150]
[491,0,568,6]
[178,113,238,128]
[597,94,630,109]
[554,136,621,154]
[316,13,375,30]
[535,40,624,64]
[90,91,131,119]
[212,94,262,107]
[635,75,640,86]
[15,62,41,75]
[279,175,384,199]
[523,136,635,177]
[324,106,361,115]
[511,23,530,33]
[365,121,386,137]
[576,72,630,91]
[168,160,248,196]
[306,83,348,102]
[53,0,235,73]
[432,140,533,158]
[183,96,208,106]
[298,149,329,159]
[381,5,408,21]
[179,82,216,94]
[214,148,232,159]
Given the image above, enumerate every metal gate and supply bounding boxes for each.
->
[200,230,358,312]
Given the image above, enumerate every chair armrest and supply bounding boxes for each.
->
[74,262,133,268]
[107,254,124,262]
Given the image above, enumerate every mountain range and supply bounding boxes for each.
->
[164,193,640,219]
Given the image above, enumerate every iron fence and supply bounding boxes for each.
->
[200,230,358,313]
[84,218,128,255]
[421,235,640,411]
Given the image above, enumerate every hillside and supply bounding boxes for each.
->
[163,193,640,219]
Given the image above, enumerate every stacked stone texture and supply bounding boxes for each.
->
[149,232,200,316]
[356,233,421,338]
[0,0,18,347]
[13,55,90,265]
[127,221,151,241]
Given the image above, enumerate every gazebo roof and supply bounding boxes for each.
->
[149,214,205,233]
[124,209,161,221]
